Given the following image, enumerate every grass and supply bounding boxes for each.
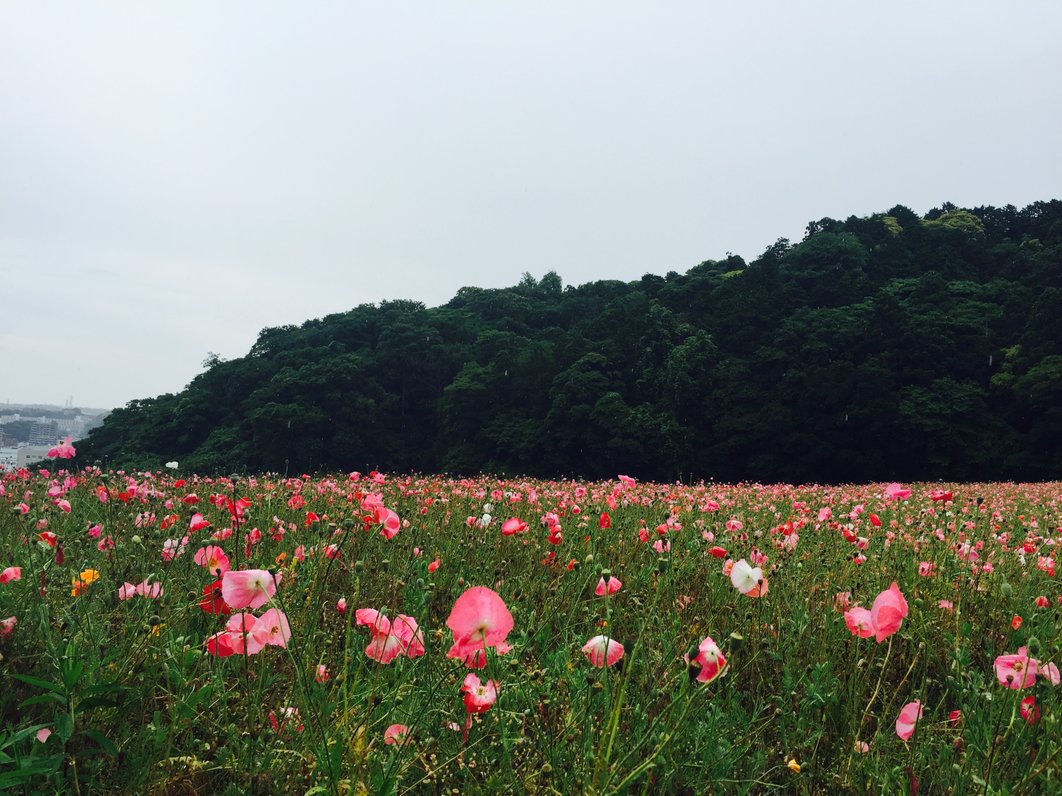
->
[0,468,1058,793]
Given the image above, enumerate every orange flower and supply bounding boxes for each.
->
[1012,615,1023,630]
[71,569,100,596]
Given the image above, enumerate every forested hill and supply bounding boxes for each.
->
[81,201,1062,483]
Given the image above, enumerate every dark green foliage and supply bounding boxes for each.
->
[79,200,1062,481]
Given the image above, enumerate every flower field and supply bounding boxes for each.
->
[0,463,1059,794]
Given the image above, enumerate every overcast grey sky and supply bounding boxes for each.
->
[2,2,1060,409]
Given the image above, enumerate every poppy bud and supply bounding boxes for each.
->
[354,560,365,572]
[55,545,65,565]
[1000,581,1013,598]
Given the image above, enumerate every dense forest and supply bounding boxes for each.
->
[80,201,1062,483]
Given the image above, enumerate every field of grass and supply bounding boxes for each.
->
[0,465,1059,794]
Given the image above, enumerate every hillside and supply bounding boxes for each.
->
[79,200,1062,482]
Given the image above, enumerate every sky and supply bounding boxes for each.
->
[2,2,1061,410]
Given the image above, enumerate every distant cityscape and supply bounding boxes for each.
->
[0,400,109,470]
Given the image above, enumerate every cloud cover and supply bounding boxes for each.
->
[2,1,1060,407]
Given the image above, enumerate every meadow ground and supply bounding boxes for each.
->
[0,466,1058,794]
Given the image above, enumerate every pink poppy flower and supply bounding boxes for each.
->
[918,561,935,577]
[269,706,304,735]
[221,569,277,610]
[652,539,670,554]
[895,700,922,740]
[730,559,768,597]
[356,609,425,663]
[161,536,189,561]
[1020,696,1040,725]
[582,635,624,667]
[853,740,870,754]
[337,598,347,615]
[316,664,330,683]
[188,513,211,532]
[501,517,528,536]
[206,613,266,657]
[428,558,441,574]
[0,616,15,639]
[1038,661,1060,686]
[460,673,498,714]
[994,648,1038,689]
[254,608,291,648]
[135,580,164,599]
[194,545,231,575]
[0,567,21,584]
[869,582,908,643]
[884,483,911,501]
[844,607,875,639]
[36,727,52,743]
[47,437,76,459]
[374,506,401,539]
[384,724,410,746]
[687,635,728,684]
[948,709,962,727]
[446,587,514,668]
[118,582,138,601]
[595,576,622,596]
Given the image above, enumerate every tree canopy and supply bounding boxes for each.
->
[80,202,1062,482]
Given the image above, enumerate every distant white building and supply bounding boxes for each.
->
[0,447,17,470]
[17,446,50,468]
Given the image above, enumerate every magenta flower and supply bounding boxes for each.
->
[460,673,498,714]
[869,582,908,643]
[47,437,76,459]
[995,647,1039,689]
[687,635,728,684]
[595,576,622,596]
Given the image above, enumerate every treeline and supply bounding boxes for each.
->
[80,201,1062,483]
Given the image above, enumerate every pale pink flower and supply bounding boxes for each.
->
[194,545,231,575]
[384,723,410,746]
[895,700,922,740]
[595,576,622,596]
[221,569,277,610]
[582,635,624,667]
[446,587,514,668]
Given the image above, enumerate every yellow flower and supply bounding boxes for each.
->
[149,623,165,638]
[79,569,100,584]
[787,758,801,774]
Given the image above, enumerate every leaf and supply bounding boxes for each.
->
[81,729,117,756]
[55,713,74,744]
[10,674,64,694]
[61,659,84,691]
[19,693,66,708]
